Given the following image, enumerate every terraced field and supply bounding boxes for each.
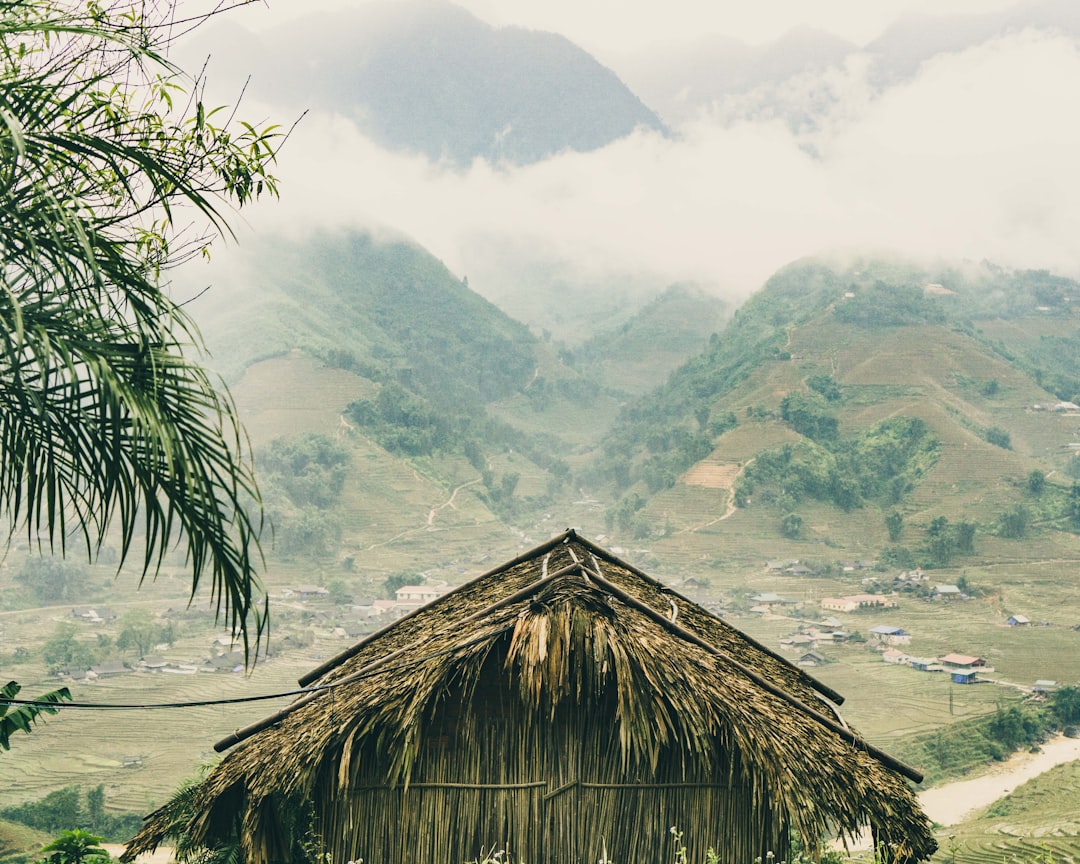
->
[0,618,336,815]
[710,422,802,461]
[231,353,374,448]
[944,760,1080,864]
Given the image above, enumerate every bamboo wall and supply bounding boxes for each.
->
[316,654,790,864]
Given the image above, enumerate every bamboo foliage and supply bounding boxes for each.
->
[124,530,936,864]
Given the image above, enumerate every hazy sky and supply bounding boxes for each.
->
[249,0,1019,48]
[197,0,1080,310]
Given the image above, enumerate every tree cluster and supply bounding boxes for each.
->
[1,784,142,842]
[736,417,938,513]
[833,282,946,328]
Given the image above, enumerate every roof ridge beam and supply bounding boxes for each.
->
[582,566,923,784]
[298,531,578,687]
[574,534,845,705]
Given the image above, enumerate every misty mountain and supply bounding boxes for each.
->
[196,230,540,412]
[612,0,1080,134]
[188,0,664,166]
[192,227,743,441]
[867,0,1080,84]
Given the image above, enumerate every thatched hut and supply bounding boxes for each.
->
[124,530,935,864]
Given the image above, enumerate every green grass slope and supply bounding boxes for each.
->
[0,819,47,864]
[598,257,1080,561]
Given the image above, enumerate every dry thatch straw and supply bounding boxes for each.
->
[124,530,936,864]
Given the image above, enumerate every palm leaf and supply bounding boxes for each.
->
[0,0,286,650]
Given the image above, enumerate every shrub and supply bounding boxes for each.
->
[986,426,1012,449]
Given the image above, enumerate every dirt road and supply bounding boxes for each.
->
[918,734,1080,826]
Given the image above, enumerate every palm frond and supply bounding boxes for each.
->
[0,0,285,648]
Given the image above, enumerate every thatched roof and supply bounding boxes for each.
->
[124,530,935,863]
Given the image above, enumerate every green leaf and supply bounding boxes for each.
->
[0,680,72,751]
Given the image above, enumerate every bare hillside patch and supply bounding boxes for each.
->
[682,462,741,488]
[232,352,374,447]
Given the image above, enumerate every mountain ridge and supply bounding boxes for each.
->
[184,0,665,166]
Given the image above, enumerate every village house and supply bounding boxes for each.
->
[138,655,170,672]
[780,633,817,652]
[938,653,987,671]
[882,648,913,665]
[820,594,897,613]
[290,584,330,601]
[797,650,828,667]
[395,583,453,607]
[784,563,814,576]
[125,530,936,864]
[796,626,848,644]
[88,660,129,679]
[749,593,799,616]
[359,599,397,617]
[932,584,963,600]
[203,650,245,673]
[869,625,912,646]
[1007,614,1031,627]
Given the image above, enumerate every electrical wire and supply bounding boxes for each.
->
[0,686,323,710]
[0,624,509,712]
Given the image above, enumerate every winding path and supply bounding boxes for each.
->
[676,458,753,534]
[427,478,481,525]
[364,478,481,550]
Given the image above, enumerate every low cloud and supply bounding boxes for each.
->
[821,30,1080,272]
[219,28,1080,322]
